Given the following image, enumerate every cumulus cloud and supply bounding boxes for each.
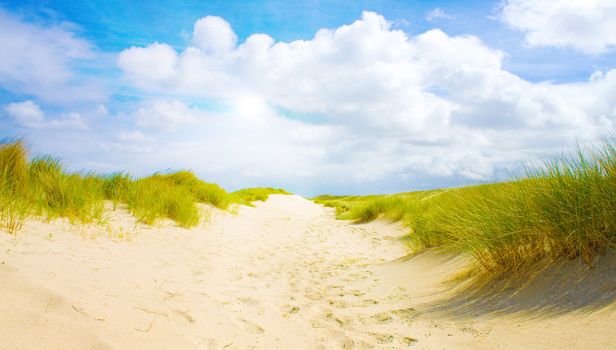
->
[99,130,155,154]
[0,9,106,104]
[111,11,616,193]
[4,100,88,129]
[500,0,616,54]
[50,112,89,129]
[192,16,237,54]
[134,100,200,130]
[3,100,45,128]
[118,43,178,84]
[426,8,455,22]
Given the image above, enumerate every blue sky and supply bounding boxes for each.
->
[1,0,616,195]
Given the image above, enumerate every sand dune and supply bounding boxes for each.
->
[1,195,615,349]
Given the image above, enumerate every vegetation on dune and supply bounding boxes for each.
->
[0,139,285,232]
[127,176,200,227]
[314,140,616,275]
[231,187,291,206]
[125,171,231,227]
[7,133,614,278]
[28,156,105,223]
[0,143,106,232]
[101,172,132,207]
[0,140,30,233]
[154,171,231,210]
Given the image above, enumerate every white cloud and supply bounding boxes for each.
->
[117,130,153,143]
[3,100,45,128]
[96,104,108,116]
[4,100,88,129]
[192,16,237,54]
[99,130,155,154]
[426,8,455,22]
[500,0,616,54]
[0,10,106,104]
[110,11,616,192]
[118,43,178,84]
[134,100,200,130]
[49,112,88,129]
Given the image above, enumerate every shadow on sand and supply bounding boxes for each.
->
[423,250,616,319]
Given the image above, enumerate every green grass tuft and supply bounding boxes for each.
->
[101,172,133,207]
[314,139,616,276]
[127,175,200,227]
[157,171,231,209]
[231,187,291,206]
[0,140,30,232]
[0,139,252,231]
[28,156,104,223]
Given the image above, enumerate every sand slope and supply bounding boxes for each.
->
[1,195,615,349]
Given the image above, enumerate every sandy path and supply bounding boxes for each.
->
[1,195,615,349]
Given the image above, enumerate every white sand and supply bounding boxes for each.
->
[1,194,615,349]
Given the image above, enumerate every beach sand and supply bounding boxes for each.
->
[1,195,615,349]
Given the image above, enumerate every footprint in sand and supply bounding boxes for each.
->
[236,296,260,306]
[340,337,355,349]
[282,305,300,317]
[174,310,196,324]
[325,311,352,327]
[370,332,395,344]
[239,319,266,334]
[355,299,379,307]
[350,290,365,297]
[327,299,349,308]
[391,307,418,321]
[371,312,394,324]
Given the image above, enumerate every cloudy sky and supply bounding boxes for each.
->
[1,0,615,195]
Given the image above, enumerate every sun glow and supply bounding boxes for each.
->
[233,94,268,119]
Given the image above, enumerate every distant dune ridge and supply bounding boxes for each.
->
[315,137,616,277]
[0,139,287,231]
[1,137,616,348]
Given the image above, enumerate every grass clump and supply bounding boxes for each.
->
[0,139,245,232]
[28,156,104,223]
[0,141,105,229]
[127,175,200,227]
[231,187,291,206]
[109,171,234,226]
[101,172,133,207]
[156,171,231,209]
[427,144,616,273]
[315,140,616,275]
[0,140,30,232]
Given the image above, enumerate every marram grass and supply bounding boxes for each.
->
[5,136,614,276]
[28,156,104,223]
[127,176,200,227]
[231,187,291,206]
[314,140,616,275]
[0,139,282,231]
[0,140,30,233]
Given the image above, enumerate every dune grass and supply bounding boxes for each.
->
[9,133,613,276]
[101,172,133,208]
[127,176,200,227]
[315,140,616,275]
[154,171,231,209]
[231,187,291,206]
[0,140,30,233]
[28,156,105,223]
[0,139,284,231]
[0,142,109,228]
